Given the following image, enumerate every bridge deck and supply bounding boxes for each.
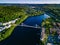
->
[20,24,41,29]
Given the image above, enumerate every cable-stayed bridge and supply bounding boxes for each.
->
[20,23,41,29]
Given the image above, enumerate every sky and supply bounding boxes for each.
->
[0,0,60,4]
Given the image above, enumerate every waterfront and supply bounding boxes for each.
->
[0,14,49,45]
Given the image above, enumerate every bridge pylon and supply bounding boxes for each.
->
[35,24,38,28]
[21,23,24,26]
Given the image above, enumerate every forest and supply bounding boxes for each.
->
[0,6,43,22]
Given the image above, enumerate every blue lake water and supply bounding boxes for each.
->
[0,14,49,45]
[24,14,49,26]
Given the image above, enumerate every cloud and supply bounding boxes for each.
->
[0,0,60,4]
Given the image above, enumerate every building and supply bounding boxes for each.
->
[0,24,11,32]
[58,35,60,39]
[10,20,16,24]
[40,27,45,41]
[0,22,3,25]
[3,22,9,25]
[57,23,60,27]
[50,28,56,33]
[11,18,19,24]
[3,18,19,25]
[0,18,19,32]
[0,26,5,32]
[5,24,11,29]
[57,29,60,34]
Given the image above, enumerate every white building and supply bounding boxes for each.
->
[10,20,16,24]
[40,27,45,41]
[3,20,16,25]
[0,22,3,25]
[5,24,11,29]
[0,26,5,32]
[0,24,11,32]
[10,18,19,24]
[0,18,19,32]
[3,18,19,25]
[31,6,35,8]
[58,35,60,39]
[57,23,60,26]
[3,22,9,25]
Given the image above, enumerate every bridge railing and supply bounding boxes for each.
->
[20,23,41,29]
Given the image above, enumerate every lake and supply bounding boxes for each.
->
[0,14,49,45]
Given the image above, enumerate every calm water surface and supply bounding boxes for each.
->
[0,14,49,45]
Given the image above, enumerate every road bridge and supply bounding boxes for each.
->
[20,23,41,29]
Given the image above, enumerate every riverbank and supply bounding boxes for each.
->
[0,15,28,42]
[0,14,45,45]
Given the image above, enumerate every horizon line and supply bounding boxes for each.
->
[0,2,60,4]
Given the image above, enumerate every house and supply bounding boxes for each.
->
[15,18,18,21]
[57,29,60,35]
[53,22,56,26]
[5,24,11,29]
[58,35,60,39]
[57,23,60,26]
[9,18,19,24]
[0,26,5,32]
[0,22,3,25]
[3,22,9,25]
[10,20,16,24]
[8,21,11,24]
[0,18,19,32]
[31,6,35,8]
[50,28,56,33]
[3,18,19,25]
[0,24,11,32]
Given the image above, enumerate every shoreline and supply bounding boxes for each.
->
[0,15,28,42]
